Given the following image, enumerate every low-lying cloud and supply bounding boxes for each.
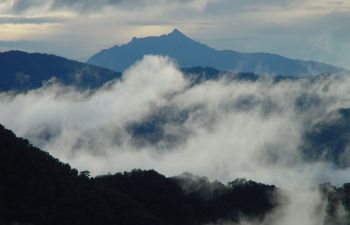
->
[1,55,350,183]
[1,55,350,224]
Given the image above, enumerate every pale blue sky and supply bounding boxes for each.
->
[0,0,349,69]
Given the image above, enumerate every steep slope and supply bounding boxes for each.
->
[0,124,278,225]
[0,124,149,225]
[0,51,121,91]
[88,29,347,76]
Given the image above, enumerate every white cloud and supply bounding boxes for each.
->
[1,55,350,224]
[0,55,350,183]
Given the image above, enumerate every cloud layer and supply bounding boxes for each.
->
[1,55,350,224]
[0,55,350,184]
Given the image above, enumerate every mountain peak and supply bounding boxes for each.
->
[88,30,348,75]
[167,28,187,38]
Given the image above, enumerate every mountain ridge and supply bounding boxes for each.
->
[0,50,122,91]
[0,50,273,92]
[87,29,348,76]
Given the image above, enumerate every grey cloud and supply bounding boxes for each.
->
[10,0,47,13]
[50,0,121,11]
[7,0,119,13]
[0,16,65,24]
[6,0,216,13]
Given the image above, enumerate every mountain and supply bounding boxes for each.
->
[0,123,278,225]
[87,29,348,76]
[0,50,269,92]
[0,50,121,91]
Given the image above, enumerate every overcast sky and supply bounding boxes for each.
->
[0,0,349,69]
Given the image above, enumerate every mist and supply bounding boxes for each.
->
[1,55,350,225]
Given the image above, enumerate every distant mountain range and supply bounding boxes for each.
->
[0,50,264,92]
[88,29,348,76]
[1,30,348,92]
[0,51,121,91]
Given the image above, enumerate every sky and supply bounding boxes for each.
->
[0,0,349,69]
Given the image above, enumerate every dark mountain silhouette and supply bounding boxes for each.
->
[0,123,279,225]
[0,50,121,91]
[88,29,348,76]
